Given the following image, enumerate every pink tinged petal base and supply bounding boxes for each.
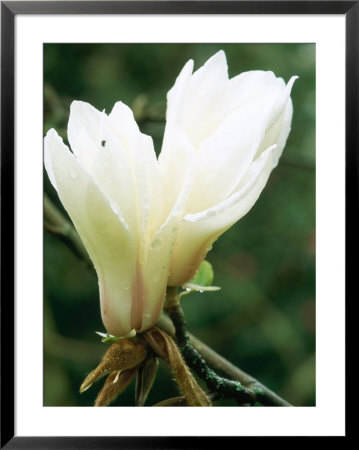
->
[131,257,145,332]
[138,224,178,331]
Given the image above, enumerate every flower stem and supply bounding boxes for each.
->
[164,289,291,406]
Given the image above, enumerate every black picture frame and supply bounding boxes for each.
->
[1,1,355,447]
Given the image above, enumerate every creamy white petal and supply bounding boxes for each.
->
[160,55,296,286]
[139,218,179,331]
[109,101,144,146]
[141,138,203,327]
[163,51,229,148]
[164,59,194,137]
[107,101,163,240]
[67,101,106,171]
[44,129,58,190]
[45,129,138,337]
[167,145,276,286]
[188,50,228,100]
[159,131,196,218]
[167,76,293,215]
[188,145,277,222]
[180,52,229,146]
[254,76,297,160]
[269,76,297,130]
[90,140,139,235]
[223,71,283,111]
[185,98,280,214]
[259,98,293,168]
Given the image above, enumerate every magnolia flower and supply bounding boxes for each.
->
[45,50,296,337]
[159,51,297,286]
[44,102,175,337]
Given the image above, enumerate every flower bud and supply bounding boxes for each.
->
[45,101,176,337]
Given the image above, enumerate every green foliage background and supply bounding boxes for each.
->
[44,43,315,407]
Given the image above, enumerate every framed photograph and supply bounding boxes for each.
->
[1,1,354,446]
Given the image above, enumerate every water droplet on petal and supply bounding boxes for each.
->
[153,273,160,282]
[171,226,178,234]
[109,201,120,215]
[151,239,161,249]
[206,210,216,219]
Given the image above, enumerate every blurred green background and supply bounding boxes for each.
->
[44,43,315,407]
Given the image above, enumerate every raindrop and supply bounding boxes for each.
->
[151,239,161,249]
[206,210,217,219]
[153,273,160,282]
[109,201,120,215]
